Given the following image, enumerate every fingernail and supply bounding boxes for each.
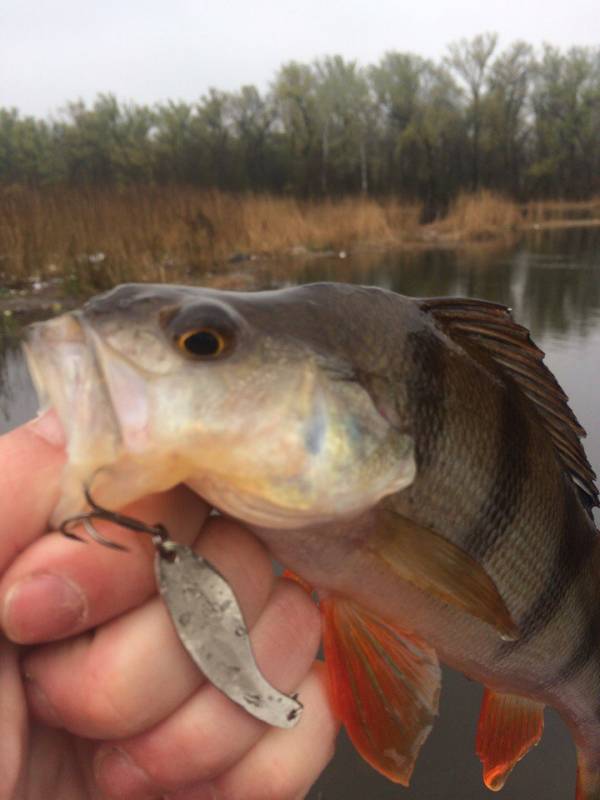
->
[27,409,66,448]
[95,747,158,799]
[24,674,62,727]
[2,573,86,642]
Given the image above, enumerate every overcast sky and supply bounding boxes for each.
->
[2,0,598,118]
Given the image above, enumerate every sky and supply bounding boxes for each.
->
[1,0,598,118]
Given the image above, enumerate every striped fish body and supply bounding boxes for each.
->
[244,287,600,796]
[24,282,600,796]
[388,297,599,694]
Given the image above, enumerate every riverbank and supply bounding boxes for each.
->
[1,187,599,303]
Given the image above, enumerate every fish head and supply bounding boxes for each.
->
[24,283,416,528]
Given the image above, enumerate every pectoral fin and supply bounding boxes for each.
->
[476,688,544,790]
[375,510,520,641]
[321,596,441,785]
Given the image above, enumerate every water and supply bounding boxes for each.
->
[1,227,599,799]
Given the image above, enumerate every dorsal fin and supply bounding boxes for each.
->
[419,296,598,511]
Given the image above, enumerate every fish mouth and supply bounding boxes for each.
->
[24,313,120,458]
[24,311,154,453]
[23,313,159,522]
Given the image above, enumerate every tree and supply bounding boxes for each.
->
[194,89,235,189]
[271,62,320,194]
[529,45,600,197]
[446,33,498,190]
[399,63,464,216]
[0,110,56,184]
[0,37,598,202]
[229,85,276,190]
[368,52,426,193]
[484,42,533,195]
[313,56,373,194]
[57,95,153,185]
[152,101,197,182]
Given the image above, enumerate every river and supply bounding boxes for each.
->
[1,226,599,799]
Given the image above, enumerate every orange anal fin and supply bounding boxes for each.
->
[576,748,600,799]
[476,688,544,791]
[321,597,441,785]
[282,568,314,595]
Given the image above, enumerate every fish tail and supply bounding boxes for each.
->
[577,749,600,799]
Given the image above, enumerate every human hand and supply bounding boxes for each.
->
[0,413,338,799]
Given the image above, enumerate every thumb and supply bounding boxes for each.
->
[0,411,65,573]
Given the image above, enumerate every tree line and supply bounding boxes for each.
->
[1,35,599,212]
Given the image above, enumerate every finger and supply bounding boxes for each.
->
[172,664,338,800]
[0,637,28,799]
[0,413,65,571]
[92,578,321,798]
[22,517,276,740]
[0,485,208,644]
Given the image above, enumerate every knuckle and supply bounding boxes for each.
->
[275,580,320,632]
[75,664,138,737]
[234,766,302,800]
[269,582,321,652]
[133,725,228,789]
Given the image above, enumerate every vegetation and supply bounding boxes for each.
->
[1,35,599,207]
[0,186,424,287]
[4,184,599,294]
[1,35,598,296]
[439,191,522,241]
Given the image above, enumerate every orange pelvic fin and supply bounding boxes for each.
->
[282,568,314,595]
[576,749,600,799]
[321,596,441,785]
[476,688,544,791]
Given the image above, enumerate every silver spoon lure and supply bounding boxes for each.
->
[60,491,303,729]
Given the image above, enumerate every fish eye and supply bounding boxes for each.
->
[176,328,228,358]
[164,300,242,358]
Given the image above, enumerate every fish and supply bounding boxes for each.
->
[23,281,600,798]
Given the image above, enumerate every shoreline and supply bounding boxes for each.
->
[1,215,598,317]
[521,218,600,231]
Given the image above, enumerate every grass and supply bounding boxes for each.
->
[0,186,421,292]
[435,191,522,241]
[2,185,596,295]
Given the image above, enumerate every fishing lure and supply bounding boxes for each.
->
[60,489,303,729]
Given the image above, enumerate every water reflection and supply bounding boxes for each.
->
[0,327,37,430]
[527,225,600,264]
[268,226,600,342]
[0,226,599,800]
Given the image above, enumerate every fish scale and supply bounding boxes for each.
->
[24,281,600,798]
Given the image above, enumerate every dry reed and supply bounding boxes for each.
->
[0,186,422,292]
[5,186,578,296]
[438,191,522,241]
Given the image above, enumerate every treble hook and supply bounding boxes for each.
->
[59,486,170,553]
[59,488,304,729]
